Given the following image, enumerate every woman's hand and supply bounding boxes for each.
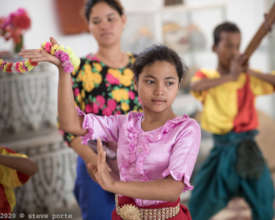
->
[87,138,117,192]
[19,37,61,67]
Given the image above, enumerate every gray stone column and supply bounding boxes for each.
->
[0,63,78,214]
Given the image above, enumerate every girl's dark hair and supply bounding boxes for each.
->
[84,0,124,21]
[132,45,187,82]
[213,21,241,46]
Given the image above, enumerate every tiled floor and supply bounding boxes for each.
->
[212,198,254,220]
[211,172,275,220]
[211,198,275,220]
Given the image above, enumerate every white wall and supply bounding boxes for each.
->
[0,0,271,61]
[1,0,98,57]
[1,0,274,117]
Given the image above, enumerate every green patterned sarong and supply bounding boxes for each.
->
[188,130,274,220]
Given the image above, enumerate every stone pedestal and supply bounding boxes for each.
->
[2,129,77,214]
[0,63,57,135]
[0,63,78,214]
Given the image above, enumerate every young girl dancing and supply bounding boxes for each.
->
[21,42,201,219]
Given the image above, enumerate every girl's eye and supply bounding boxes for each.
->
[108,17,113,22]
[92,20,101,25]
[108,16,116,22]
[166,81,175,86]
[145,80,154,85]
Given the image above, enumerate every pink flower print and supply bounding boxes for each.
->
[129,91,135,100]
[85,103,93,113]
[87,54,100,62]
[96,95,105,109]
[102,107,112,116]
[106,73,120,85]
[138,96,142,105]
[115,110,121,115]
[74,88,80,96]
[107,99,117,111]
[92,103,99,114]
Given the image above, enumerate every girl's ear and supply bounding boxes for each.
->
[121,14,127,28]
[179,79,183,89]
[88,22,93,34]
[212,44,217,53]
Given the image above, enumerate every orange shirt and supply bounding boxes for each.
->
[0,147,30,213]
[191,69,275,134]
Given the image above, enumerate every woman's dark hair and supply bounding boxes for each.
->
[132,45,187,82]
[213,21,241,46]
[84,0,124,21]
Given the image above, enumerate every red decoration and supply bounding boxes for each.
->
[0,8,31,53]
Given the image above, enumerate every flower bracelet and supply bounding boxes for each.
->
[0,41,80,74]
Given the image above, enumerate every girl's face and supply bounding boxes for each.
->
[88,2,126,47]
[135,61,179,114]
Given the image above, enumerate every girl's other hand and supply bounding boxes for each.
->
[92,138,116,191]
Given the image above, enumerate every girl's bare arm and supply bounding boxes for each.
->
[0,154,38,176]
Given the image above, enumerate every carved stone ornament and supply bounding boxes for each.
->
[11,130,77,214]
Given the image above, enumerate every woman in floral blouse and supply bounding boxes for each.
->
[62,0,141,219]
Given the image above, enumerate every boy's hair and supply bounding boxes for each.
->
[213,21,241,46]
[84,0,124,21]
[132,45,187,82]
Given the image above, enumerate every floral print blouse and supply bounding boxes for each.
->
[63,53,141,144]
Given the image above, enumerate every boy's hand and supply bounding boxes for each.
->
[229,54,248,80]
[229,55,242,80]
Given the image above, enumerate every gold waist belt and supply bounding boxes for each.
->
[115,195,180,220]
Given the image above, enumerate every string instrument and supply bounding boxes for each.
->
[242,2,275,64]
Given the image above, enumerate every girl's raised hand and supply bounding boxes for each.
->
[19,37,61,67]
[91,138,116,192]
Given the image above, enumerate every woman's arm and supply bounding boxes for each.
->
[88,139,184,202]
[0,154,38,176]
[71,137,98,165]
[70,137,98,181]
[248,69,275,86]
[70,137,119,181]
